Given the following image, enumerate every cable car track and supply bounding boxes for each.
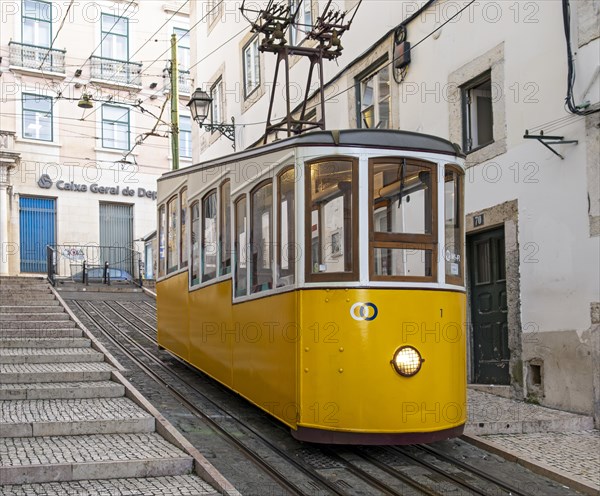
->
[68,297,557,496]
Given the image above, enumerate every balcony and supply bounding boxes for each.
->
[90,56,142,87]
[9,42,65,74]
[164,70,192,96]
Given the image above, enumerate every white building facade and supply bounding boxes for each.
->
[188,0,600,424]
[0,0,192,279]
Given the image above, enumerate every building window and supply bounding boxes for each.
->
[211,79,223,125]
[358,65,390,129]
[306,158,358,281]
[179,115,192,158]
[174,27,190,72]
[220,180,231,275]
[101,105,130,150]
[243,36,260,98]
[22,93,53,141]
[101,13,128,61]
[289,0,312,45]
[22,0,51,47]
[250,180,273,294]
[462,72,493,152]
[207,0,223,25]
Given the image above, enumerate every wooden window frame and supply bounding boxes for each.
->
[461,70,493,153]
[201,189,218,282]
[219,179,232,276]
[166,195,179,274]
[158,204,166,277]
[277,166,296,287]
[368,157,438,282]
[250,179,274,294]
[190,200,200,286]
[234,194,248,297]
[304,156,359,283]
[179,188,188,268]
[444,165,464,286]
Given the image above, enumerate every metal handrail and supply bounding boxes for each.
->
[9,41,66,53]
[89,54,142,67]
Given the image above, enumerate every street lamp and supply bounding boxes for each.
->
[187,88,236,150]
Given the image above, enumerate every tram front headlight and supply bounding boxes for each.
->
[391,346,423,377]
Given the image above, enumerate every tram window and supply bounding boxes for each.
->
[180,188,188,268]
[251,181,273,293]
[158,205,166,277]
[372,161,433,235]
[220,180,231,275]
[445,167,463,284]
[190,201,200,285]
[373,247,433,278]
[369,158,437,281]
[234,196,248,297]
[306,158,357,281]
[167,196,178,274]
[278,167,296,287]
[202,190,218,282]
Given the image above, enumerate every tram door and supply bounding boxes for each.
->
[468,226,509,384]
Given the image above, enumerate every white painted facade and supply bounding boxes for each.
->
[0,0,192,277]
[189,1,600,423]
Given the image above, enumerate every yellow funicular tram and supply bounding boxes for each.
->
[156,129,466,444]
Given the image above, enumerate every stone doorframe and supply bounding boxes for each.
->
[465,199,523,399]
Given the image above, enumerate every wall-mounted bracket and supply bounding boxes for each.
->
[523,130,578,160]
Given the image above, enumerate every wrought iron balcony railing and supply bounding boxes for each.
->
[9,42,66,73]
[178,70,192,94]
[90,56,142,86]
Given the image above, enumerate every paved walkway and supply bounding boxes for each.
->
[466,388,599,494]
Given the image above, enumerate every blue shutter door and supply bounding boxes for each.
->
[19,197,56,273]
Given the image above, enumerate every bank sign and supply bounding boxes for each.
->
[37,174,157,200]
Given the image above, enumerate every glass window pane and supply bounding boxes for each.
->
[373,247,433,277]
[308,160,354,275]
[234,197,247,297]
[159,205,166,277]
[167,197,178,273]
[180,189,188,268]
[278,168,295,286]
[220,181,231,275]
[444,168,462,281]
[372,161,433,235]
[475,241,491,284]
[202,191,218,282]
[191,202,200,285]
[251,182,273,293]
[179,116,192,158]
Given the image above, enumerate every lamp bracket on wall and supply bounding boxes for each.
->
[523,130,578,160]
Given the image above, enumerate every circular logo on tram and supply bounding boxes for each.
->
[350,302,378,321]
[38,174,53,189]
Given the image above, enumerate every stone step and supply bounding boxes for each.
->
[0,475,218,495]
[0,362,115,384]
[0,337,91,348]
[0,305,64,313]
[0,312,70,321]
[0,348,104,365]
[0,320,77,330]
[0,433,193,485]
[0,283,50,291]
[0,288,52,295]
[0,380,124,400]
[0,397,155,437]
[1,295,57,305]
[0,329,83,339]
[0,299,60,307]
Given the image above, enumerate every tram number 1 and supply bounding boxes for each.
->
[308,322,339,343]
[308,402,340,425]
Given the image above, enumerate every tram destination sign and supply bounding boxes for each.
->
[37,174,157,200]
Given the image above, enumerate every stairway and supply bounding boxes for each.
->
[0,277,223,494]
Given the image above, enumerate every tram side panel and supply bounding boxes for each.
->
[156,272,191,362]
[188,279,235,388]
[297,288,467,436]
[231,291,299,428]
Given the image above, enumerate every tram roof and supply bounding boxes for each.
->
[160,129,464,181]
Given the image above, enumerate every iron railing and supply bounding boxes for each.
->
[46,244,143,287]
[90,56,142,86]
[9,41,65,73]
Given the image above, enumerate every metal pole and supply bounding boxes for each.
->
[170,33,180,171]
